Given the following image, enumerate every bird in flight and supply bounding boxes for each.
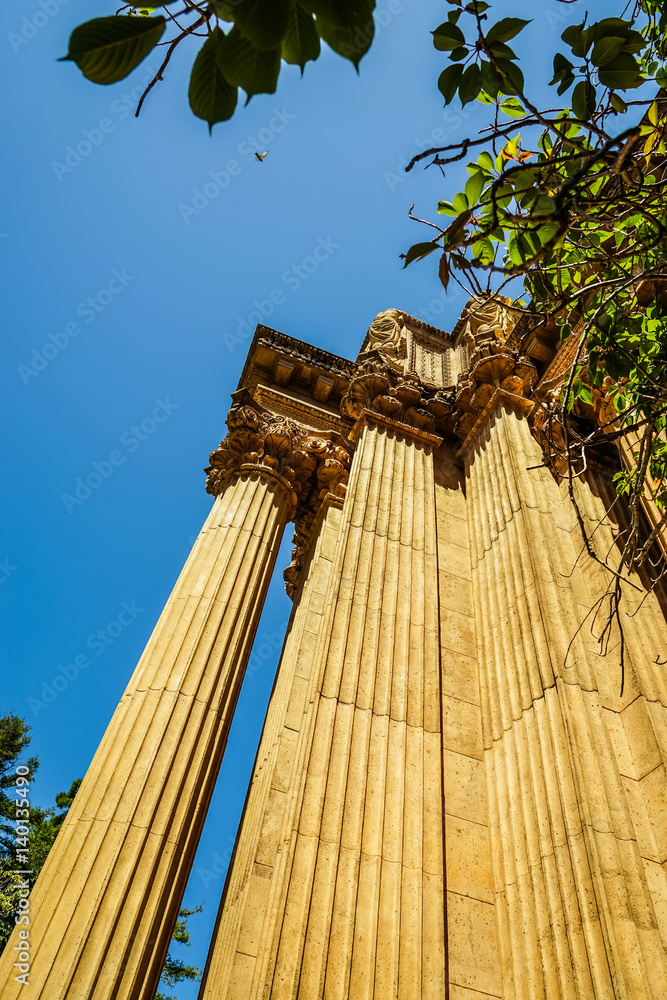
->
[255,151,269,162]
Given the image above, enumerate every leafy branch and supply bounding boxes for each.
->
[402,0,667,678]
[60,0,377,130]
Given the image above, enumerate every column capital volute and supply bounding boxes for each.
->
[454,342,537,444]
[206,391,352,523]
[341,359,453,444]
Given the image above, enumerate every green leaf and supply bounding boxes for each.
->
[453,191,469,212]
[480,59,503,97]
[500,97,525,118]
[578,385,593,405]
[487,41,517,61]
[302,0,374,31]
[591,36,625,67]
[282,1,320,71]
[459,63,482,105]
[188,27,238,131]
[572,80,596,120]
[533,198,556,218]
[432,21,466,51]
[561,23,593,58]
[437,200,458,216]
[478,150,495,170]
[438,63,464,104]
[315,13,373,69]
[486,17,530,43]
[232,0,290,50]
[219,25,280,100]
[402,241,440,267]
[443,210,472,247]
[60,16,165,85]
[494,58,523,95]
[464,170,485,205]
[606,352,631,380]
[471,236,495,263]
[610,92,627,113]
[591,18,632,38]
[597,53,642,89]
[550,51,575,95]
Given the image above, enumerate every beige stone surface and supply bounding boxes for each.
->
[447,891,502,996]
[443,749,488,824]
[442,696,484,760]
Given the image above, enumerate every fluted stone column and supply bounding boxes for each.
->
[0,398,308,1000]
[462,379,667,998]
[568,466,667,955]
[273,419,444,1000]
[201,363,447,1000]
[200,496,345,1000]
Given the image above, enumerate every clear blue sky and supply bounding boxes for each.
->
[1,0,594,991]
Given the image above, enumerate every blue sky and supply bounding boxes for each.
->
[1,0,590,991]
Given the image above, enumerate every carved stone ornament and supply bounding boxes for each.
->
[531,370,622,473]
[282,433,352,599]
[205,390,351,593]
[205,395,308,511]
[341,359,455,437]
[531,385,568,470]
[455,341,537,440]
[461,294,518,353]
[358,308,408,371]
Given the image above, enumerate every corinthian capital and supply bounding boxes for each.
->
[454,342,537,441]
[341,360,453,439]
[205,392,312,511]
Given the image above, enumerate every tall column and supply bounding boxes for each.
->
[199,430,352,1000]
[201,364,447,1000]
[460,332,667,999]
[0,397,308,1000]
[200,496,344,1000]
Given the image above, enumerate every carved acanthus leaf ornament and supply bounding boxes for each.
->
[205,398,314,513]
[341,360,455,436]
[204,392,351,595]
[283,433,352,599]
[453,295,537,440]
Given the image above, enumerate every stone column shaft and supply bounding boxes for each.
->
[0,470,291,1000]
[286,420,442,1000]
[465,396,667,999]
[199,498,344,1000]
